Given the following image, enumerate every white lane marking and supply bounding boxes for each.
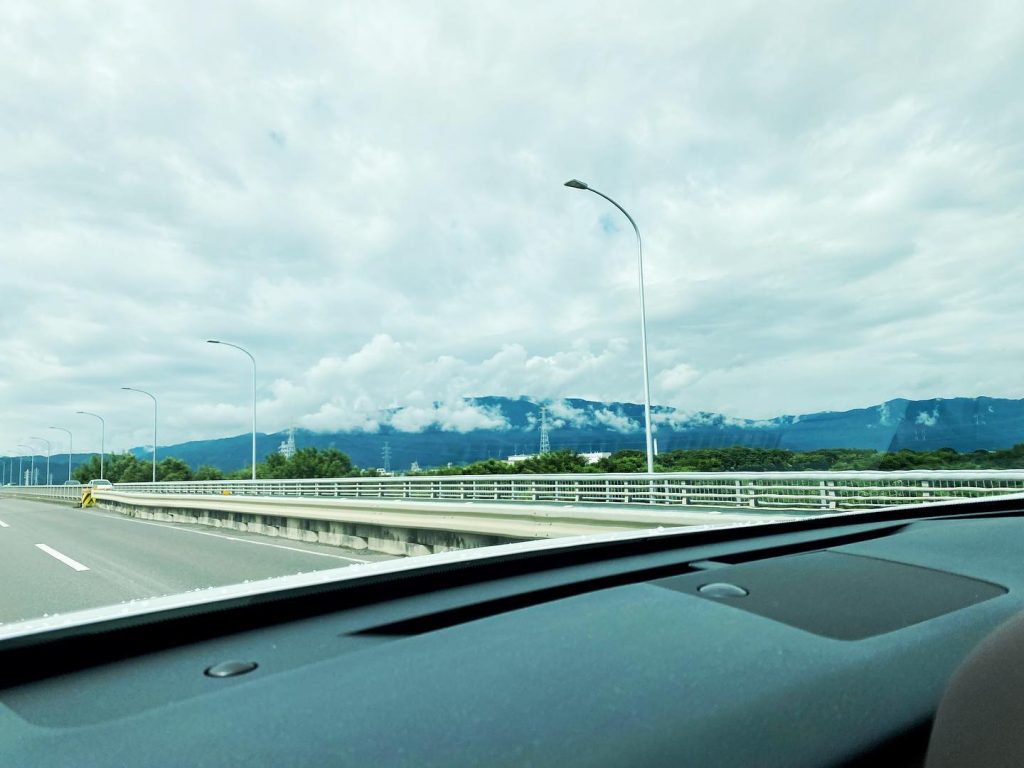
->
[35,543,90,571]
[80,509,370,563]
[0,519,9,528]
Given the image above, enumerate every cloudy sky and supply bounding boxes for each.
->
[2,1,1023,455]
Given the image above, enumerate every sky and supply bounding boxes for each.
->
[2,1,1023,456]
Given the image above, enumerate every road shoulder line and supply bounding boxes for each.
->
[80,509,370,563]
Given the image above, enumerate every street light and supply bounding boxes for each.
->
[48,427,73,483]
[17,444,35,486]
[76,411,106,479]
[122,387,158,482]
[30,436,51,485]
[207,339,257,481]
[564,179,656,474]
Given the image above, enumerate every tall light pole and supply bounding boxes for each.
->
[30,436,51,485]
[17,444,35,485]
[122,387,158,482]
[76,411,106,479]
[17,451,24,486]
[207,339,257,481]
[564,179,655,473]
[48,427,73,483]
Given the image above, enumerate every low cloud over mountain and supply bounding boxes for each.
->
[143,395,1024,473]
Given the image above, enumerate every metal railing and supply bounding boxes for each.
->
[6,470,1024,511]
[0,484,85,502]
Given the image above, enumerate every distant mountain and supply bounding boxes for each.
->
[127,395,1024,473]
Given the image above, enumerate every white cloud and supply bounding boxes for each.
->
[389,401,508,433]
[593,408,641,434]
[545,399,592,429]
[298,402,381,433]
[878,403,895,427]
[656,363,700,395]
[2,2,1024,453]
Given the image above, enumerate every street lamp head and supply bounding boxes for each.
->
[564,179,589,190]
[206,339,221,344]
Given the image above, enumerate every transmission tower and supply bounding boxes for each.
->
[278,427,296,459]
[539,405,551,454]
[382,441,392,473]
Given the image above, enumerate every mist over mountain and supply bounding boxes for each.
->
[124,395,1024,474]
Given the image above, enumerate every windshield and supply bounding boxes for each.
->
[2,3,1023,632]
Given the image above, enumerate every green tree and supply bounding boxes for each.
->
[517,450,589,474]
[157,457,193,481]
[454,458,514,475]
[229,447,357,480]
[257,453,289,479]
[286,447,353,478]
[227,465,253,480]
[72,455,103,483]
[194,464,224,481]
[115,453,156,482]
[596,450,648,473]
[876,450,921,471]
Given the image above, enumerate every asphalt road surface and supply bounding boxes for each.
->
[0,498,397,626]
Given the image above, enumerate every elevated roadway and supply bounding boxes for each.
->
[0,498,394,625]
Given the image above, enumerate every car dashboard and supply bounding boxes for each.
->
[4,498,1024,767]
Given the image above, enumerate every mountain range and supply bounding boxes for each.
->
[127,395,1024,473]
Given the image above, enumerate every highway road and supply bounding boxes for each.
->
[0,498,397,626]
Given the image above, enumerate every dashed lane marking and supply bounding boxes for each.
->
[35,543,90,572]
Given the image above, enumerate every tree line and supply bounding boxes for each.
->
[68,443,1024,483]
[423,444,1024,475]
[71,447,374,483]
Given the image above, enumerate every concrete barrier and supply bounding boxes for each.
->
[93,490,792,556]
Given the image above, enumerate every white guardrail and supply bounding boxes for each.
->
[6,470,1024,511]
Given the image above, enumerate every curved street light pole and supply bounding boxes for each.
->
[46,427,73,483]
[30,436,51,485]
[76,411,106,479]
[122,388,158,482]
[564,179,655,473]
[207,340,257,481]
[17,444,34,485]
